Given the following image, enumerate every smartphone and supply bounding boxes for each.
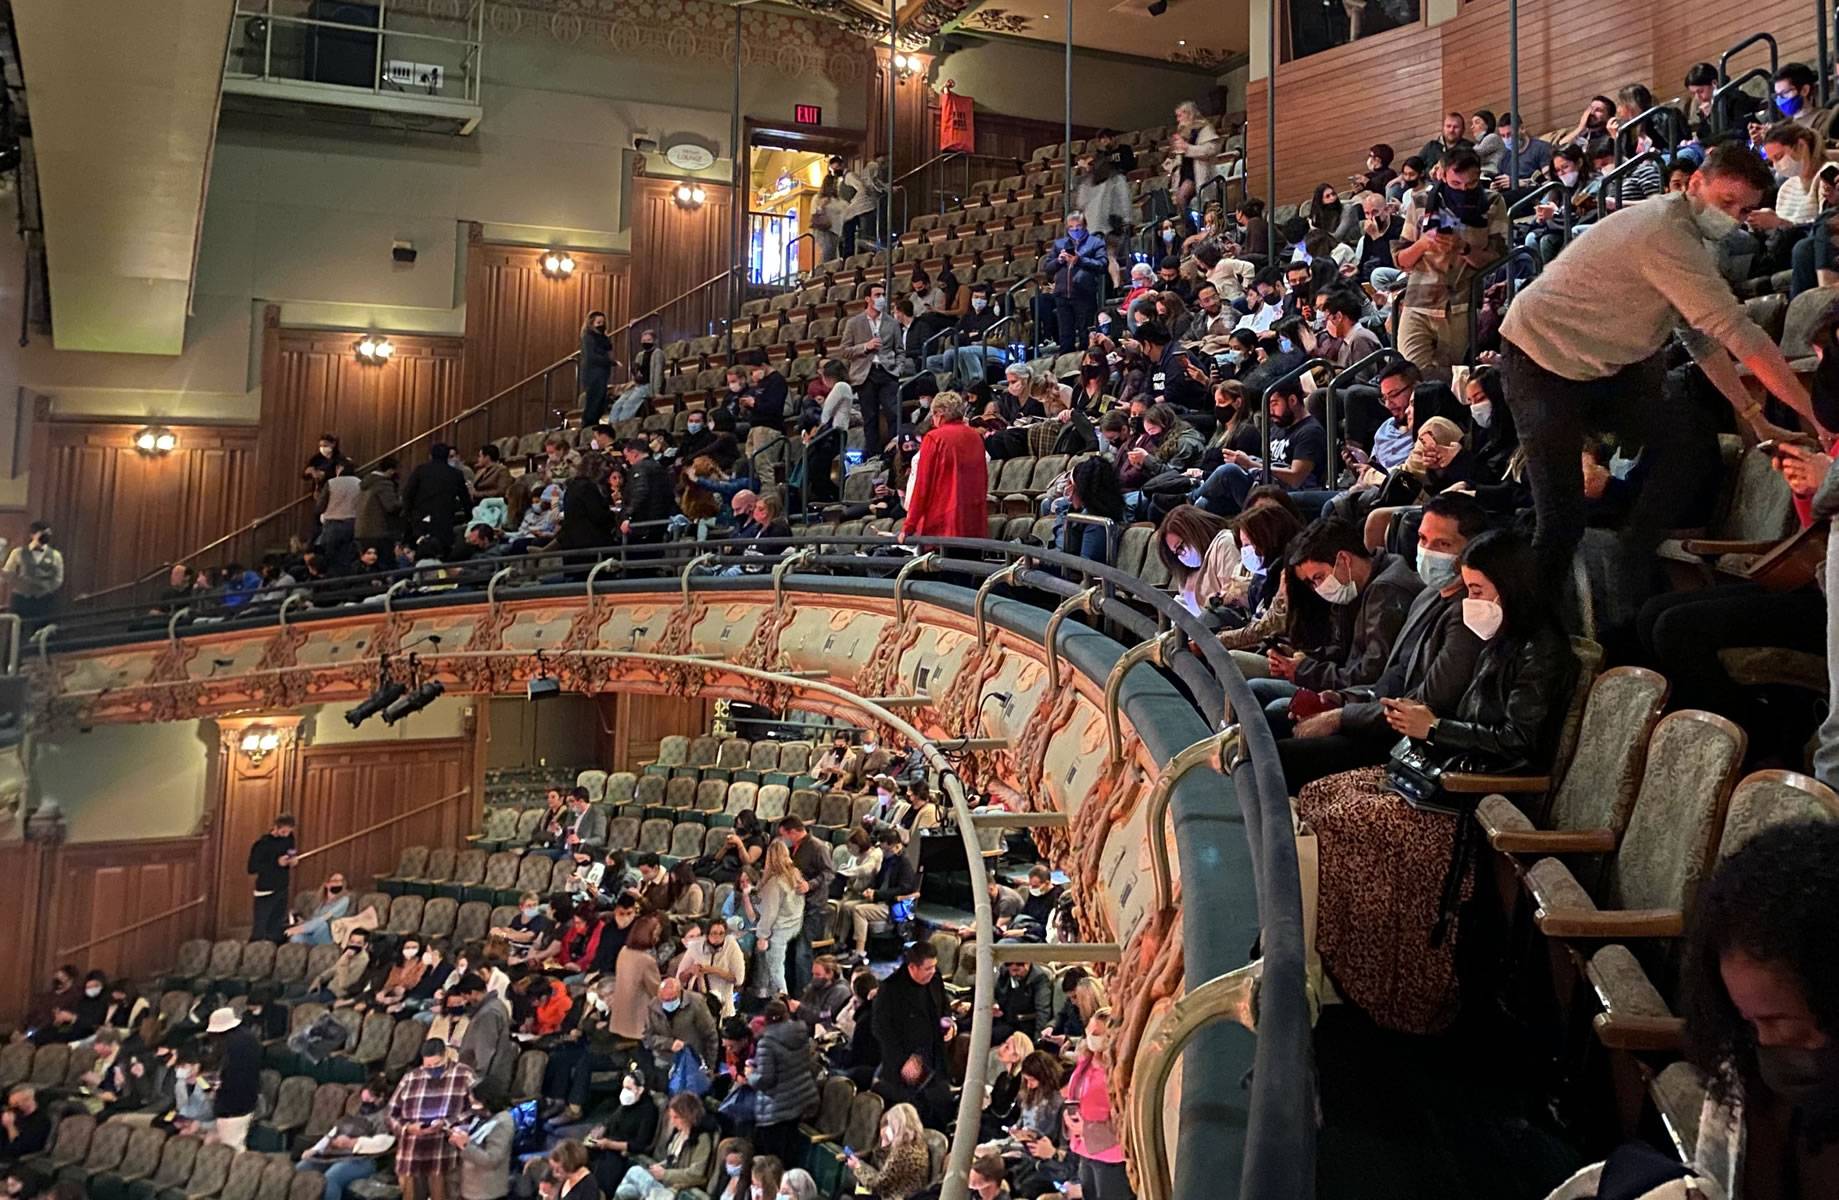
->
[1758,436,1820,456]
[843,1145,856,1159]
[1343,444,1371,467]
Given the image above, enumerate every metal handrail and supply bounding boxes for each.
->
[1466,246,1543,365]
[1718,30,1779,88]
[613,268,735,343]
[1323,346,1403,456]
[781,231,815,286]
[41,532,1315,1199]
[71,351,581,607]
[1711,67,1774,135]
[1258,356,1334,484]
[1594,149,1668,220]
[1507,180,1570,219]
[57,894,208,959]
[1615,99,1687,161]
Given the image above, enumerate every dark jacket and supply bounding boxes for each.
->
[355,471,404,541]
[992,965,1053,1038]
[247,832,295,893]
[871,962,948,1078]
[1293,549,1424,692]
[624,456,675,524]
[793,978,853,1033]
[866,850,919,901]
[748,1017,819,1125]
[213,1026,263,1118]
[748,371,788,429]
[644,997,719,1074]
[1339,586,1483,736]
[1147,344,1209,411]
[400,459,471,547]
[552,476,618,552]
[1047,229,1109,299]
[580,328,615,390]
[1424,623,1578,774]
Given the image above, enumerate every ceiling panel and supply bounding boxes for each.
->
[13,0,235,355]
[944,0,1246,69]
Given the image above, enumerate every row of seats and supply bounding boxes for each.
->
[23,1122,319,1200]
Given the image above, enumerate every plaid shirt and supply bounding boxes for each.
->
[389,1061,477,1174]
[1398,190,1507,315]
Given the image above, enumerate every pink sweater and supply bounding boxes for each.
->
[1065,1055,1124,1164]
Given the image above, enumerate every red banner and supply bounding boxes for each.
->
[939,91,974,153]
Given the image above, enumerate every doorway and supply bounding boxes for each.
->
[745,123,863,283]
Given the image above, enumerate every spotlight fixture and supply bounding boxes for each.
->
[345,677,407,727]
[383,679,445,725]
[672,183,708,208]
[133,425,178,455]
[541,251,576,278]
[355,336,396,364]
[527,650,561,701]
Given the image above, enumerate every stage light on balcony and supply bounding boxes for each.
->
[356,336,395,363]
[673,183,707,208]
[383,679,445,725]
[133,425,178,455]
[542,252,576,278]
[345,678,406,727]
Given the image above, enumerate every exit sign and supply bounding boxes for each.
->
[794,104,822,125]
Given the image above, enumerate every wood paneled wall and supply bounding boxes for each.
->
[1246,0,1820,203]
[48,837,211,983]
[921,102,1100,212]
[628,176,736,347]
[255,313,467,524]
[292,739,475,889]
[29,420,262,600]
[460,230,631,442]
[607,693,715,772]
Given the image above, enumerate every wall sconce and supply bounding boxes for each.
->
[892,52,920,81]
[356,336,395,364]
[541,251,576,278]
[673,183,707,209]
[133,425,178,455]
[238,725,282,765]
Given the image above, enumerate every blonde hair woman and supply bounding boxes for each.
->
[752,841,805,997]
[846,1102,931,1200]
[1065,1008,1129,1200]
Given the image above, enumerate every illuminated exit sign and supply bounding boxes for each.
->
[794,104,822,125]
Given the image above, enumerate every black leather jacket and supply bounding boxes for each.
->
[1423,622,1577,774]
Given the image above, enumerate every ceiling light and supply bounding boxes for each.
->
[1178,39,1186,46]
[133,425,177,455]
[356,336,395,364]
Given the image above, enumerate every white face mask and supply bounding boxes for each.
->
[1470,399,1494,428]
[1084,1033,1107,1054]
[1557,169,1580,188]
[1312,563,1358,606]
[1462,597,1505,640]
[1691,194,1741,241]
[1239,543,1263,575]
[619,1087,642,1107]
[85,985,102,998]
[870,295,885,312]
[1176,545,1203,569]
[971,296,988,312]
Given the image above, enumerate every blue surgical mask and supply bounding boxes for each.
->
[521,905,538,920]
[1223,350,1244,365]
[662,998,682,1013]
[1279,337,1295,353]
[1239,543,1263,575]
[1777,92,1805,117]
[726,1164,743,1178]
[1416,548,1459,591]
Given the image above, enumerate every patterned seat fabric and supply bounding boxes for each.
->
[639,819,673,854]
[481,852,521,893]
[665,777,698,809]
[270,943,309,983]
[668,823,704,859]
[142,1134,203,1195]
[455,901,492,943]
[607,816,641,851]
[450,849,488,887]
[654,735,690,768]
[389,846,429,879]
[419,847,456,883]
[725,782,758,815]
[605,772,638,806]
[748,742,780,771]
[387,894,424,934]
[636,776,667,806]
[756,785,790,822]
[716,738,750,770]
[689,736,722,767]
[238,942,276,982]
[695,780,728,812]
[575,769,608,802]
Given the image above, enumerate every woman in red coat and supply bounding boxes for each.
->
[901,391,989,543]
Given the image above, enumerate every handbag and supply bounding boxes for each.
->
[668,1046,711,1097]
[1383,735,1458,815]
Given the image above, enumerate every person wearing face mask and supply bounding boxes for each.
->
[0,1087,48,1164]
[1154,504,1245,617]
[1501,142,1822,589]
[840,283,904,456]
[1297,529,1576,1035]
[298,1074,396,1200]
[1048,210,1109,353]
[610,329,664,423]
[1251,516,1424,735]
[491,891,555,966]
[451,973,515,1108]
[287,873,353,945]
[577,309,617,426]
[1541,821,1839,1200]
[370,937,430,1012]
[643,976,718,1092]
[746,1000,819,1163]
[789,954,852,1035]
[1195,379,1328,517]
[1276,494,1488,787]
[307,931,372,1003]
[574,1070,659,1193]
[1393,147,1506,379]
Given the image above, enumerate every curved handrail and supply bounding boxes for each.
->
[1615,99,1687,162]
[1257,356,1335,483]
[1466,246,1543,364]
[57,894,209,960]
[38,530,1314,1200]
[1717,30,1778,89]
[1711,67,1774,135]
[780,231,815,287]
[71,351,583,608]
[612,268,735,342]
[1507,180,1570,220]
[1323,346,1403,454]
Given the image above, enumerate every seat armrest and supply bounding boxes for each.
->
[1534,906,1684,939]
[1441,772,1550,795]
[1592,1011,1686,1052]
[1492,827,1618,856]
[1678,538,1782,556]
